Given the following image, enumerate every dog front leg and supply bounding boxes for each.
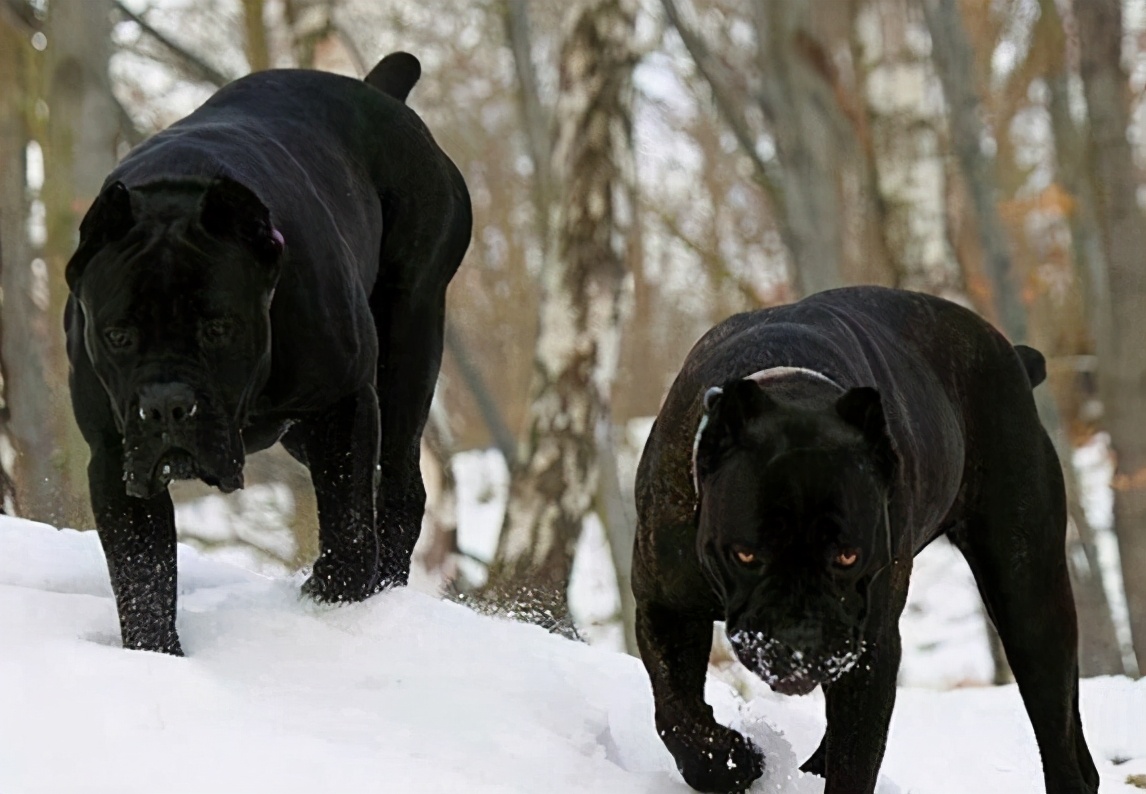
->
[637,602,763,793]
[89,443,182,655]
[815,622,902,794]
[299,384,382,602]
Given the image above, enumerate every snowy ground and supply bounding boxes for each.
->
[1,518,1143,793]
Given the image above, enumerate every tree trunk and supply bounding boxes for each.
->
[1037,0,1126,676]
[855,0,960,294]
[480,0,637,631]
[920,0,1026,340]
[414,395,461,588]
[11,0,119,528]
[1074,0,1146,673]
[662,0,853,296]
[747,1,849,295]
[595,422,638,655]
[241,0,271,72]
[0,13,36,515]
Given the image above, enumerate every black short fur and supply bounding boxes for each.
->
[65,54,471,656]
[632,286,1097,794]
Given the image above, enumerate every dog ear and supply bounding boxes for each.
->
[199,177,284,269]
[836,387,895,477]
[696,379,775,476]
[66,181,135,291]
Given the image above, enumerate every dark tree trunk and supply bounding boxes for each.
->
[920,0,1026,340]
[0,12,36,515]
[1074,0,1146,673]
[663,0,856,295]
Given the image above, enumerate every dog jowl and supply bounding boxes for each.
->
[65,53,471,656]
[632,286,1098,794]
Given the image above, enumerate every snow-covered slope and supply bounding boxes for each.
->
[1,517,1142,793]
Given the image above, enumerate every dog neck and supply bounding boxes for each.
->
[691,366,843,497]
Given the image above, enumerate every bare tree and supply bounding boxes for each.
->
[1074,0,1146,673]
[662,0,893,295]
[0,3,38,515]
[4,0,121,528]
[478,0,638,631]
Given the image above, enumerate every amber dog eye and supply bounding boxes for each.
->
[730,545,758,565]
[834,549,860,568]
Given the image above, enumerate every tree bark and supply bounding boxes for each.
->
[855,0,960,293]
[10,0,120,528]
[663,0,854,296]
[1074,0,1146,673]
[502,0,555,247]
[0,12,36,515]
[1037,0,1126,676]
[920,0,1027,340]
[480,0,637,630]
[241,0,271,72]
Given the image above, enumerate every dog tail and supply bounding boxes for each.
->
[365,52,421,103]
[1014,344,1047,389]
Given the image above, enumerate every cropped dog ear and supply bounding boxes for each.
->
[199,177,284,270]
[836,387,895,477]
[696,379,775,476]
[66,181,135,291]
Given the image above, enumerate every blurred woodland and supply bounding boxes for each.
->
[0,0,1144,680]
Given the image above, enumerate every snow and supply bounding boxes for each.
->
[1,517,1143,793]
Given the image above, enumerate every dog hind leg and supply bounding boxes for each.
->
[951,432,1098,794]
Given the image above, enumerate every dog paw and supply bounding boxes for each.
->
[122,632,184,656]
[301,554,378,603]
[664,723,764,793]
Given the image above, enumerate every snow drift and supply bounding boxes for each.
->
[1,517,1142,793]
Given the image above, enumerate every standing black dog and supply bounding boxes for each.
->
[64,53,471,656]
[633,286,1097,793]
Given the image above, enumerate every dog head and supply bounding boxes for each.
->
[693,378,896,694]
[66,177,284,498]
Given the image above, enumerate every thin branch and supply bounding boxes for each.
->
[331,22,368,76]
[114,95,145,146]
[444,324,517,466]
[502,0,555,243]
[113,0,233,88]
[661,0,786,215]
[648,204,760,306]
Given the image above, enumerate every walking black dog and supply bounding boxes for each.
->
[64,53,471,656]
[633,286,1097,793]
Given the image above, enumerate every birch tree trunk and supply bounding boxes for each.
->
[1074,0,1146,673]
[855,0,960,294]
[479,0,637,631]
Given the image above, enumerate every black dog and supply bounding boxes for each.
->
[64,53,471,656]
[632,287,1097,793]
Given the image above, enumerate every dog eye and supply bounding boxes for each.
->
[730,545,760,566]
[834,548,860,568]
[201,318,234,345]
[103,327,136,351]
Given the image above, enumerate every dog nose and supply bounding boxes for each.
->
[138,383,198,425]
